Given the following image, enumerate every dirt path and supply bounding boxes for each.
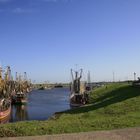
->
[1,127,140,140]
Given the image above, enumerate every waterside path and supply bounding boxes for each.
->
[1,127,140,140]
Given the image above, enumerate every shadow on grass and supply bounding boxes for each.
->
[64,85,140,114]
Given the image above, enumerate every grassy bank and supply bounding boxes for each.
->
[0,83,140,137]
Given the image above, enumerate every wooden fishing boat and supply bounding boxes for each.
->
[0,99,11,124]
[12,92,27,105]
[0,66,11,123]
[70,69,89,107]
[12,78,28,105]
[132,77,140,87]
[70,92,89,107]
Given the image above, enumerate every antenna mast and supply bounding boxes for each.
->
[134,72,136,81]
[87,71,91,84]
[0,66,2,80]
[24,72,27,81]
[5,66,11,81]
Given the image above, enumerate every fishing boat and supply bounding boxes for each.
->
[12,92,27,105]
[133,77,140,87]
[0,66,11,123]
[0,98,11,124]
[70,69,89,107]
[38,86,45,90]
[12,75,28,105]
[0,66,31,123]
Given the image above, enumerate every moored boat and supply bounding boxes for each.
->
[132,77,140,87]
[12,92,27,105]
[0,66,11,123]
[0,99,11,124]
[70,69,89,107]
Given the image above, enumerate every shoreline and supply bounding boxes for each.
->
[0,83,140,137]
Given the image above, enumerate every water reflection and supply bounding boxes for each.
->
[15,105,28,121]
[9,88,70,122]
[11,105,28,122]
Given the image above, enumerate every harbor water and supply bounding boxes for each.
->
[10,88,70,122]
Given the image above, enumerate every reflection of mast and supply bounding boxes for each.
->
[15,105,28,121]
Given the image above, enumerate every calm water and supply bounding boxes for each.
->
[10,88,70,122]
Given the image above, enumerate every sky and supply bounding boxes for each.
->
[0,0,140,83]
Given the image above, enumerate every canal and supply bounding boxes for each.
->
[10,88,70,122]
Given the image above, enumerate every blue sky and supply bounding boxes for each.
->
[0,0,140,83]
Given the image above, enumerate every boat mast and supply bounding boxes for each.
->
[0,66,3,94]
[79,69,83,80]
[71,69,74,81]
[15,72,18,82]
[24,72,27,82]
[0,66,2,81]
[87,71,91,84]
[5,66,11,81]
[73,69,82,93]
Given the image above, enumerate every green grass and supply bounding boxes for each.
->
[0,83,140,137]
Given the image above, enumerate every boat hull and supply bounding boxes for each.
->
[70,93,88,107]
[0,104,11,124]
[70,102,83,107]
[12,98,27,105]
